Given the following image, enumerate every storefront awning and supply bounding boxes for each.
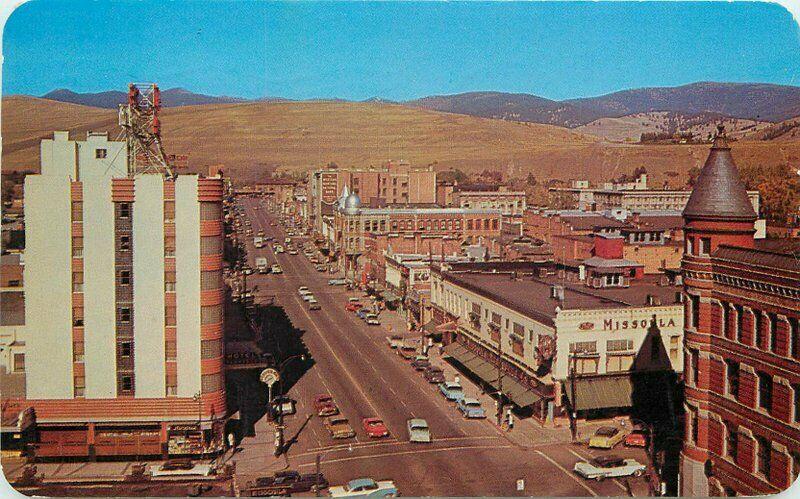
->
[564,375,634,411]
[443,343,543,408]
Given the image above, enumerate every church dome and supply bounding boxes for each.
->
[344,192,362,212]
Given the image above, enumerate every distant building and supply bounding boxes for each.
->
[308,161,437,234]
[1,132,227,459]
[430,260,684,422]
[452,188,527,216]
[549,172,760,214]
[680,134,800,496]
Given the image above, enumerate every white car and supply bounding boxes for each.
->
[573,455,646,481]
[329,478,398,498]
[298,286,310,294]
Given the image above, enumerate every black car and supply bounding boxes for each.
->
[252,470,329,495]
[411,358,432,371]
[423,366,446,383]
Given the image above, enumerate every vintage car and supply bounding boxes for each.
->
[314,394,339,417]
[456,398,486,419]
[398,345,418,360]
[362,418,390,438]
[624,428,649,448]
[407,418,431,443]
[410,356,431,371]
[573,455,646,481]
[423,366,445,384]
[252,470,329,495]
[589,426,626,449]
[328,478,398,498]
[438,381,464,402]
[386,335,404,349]
[324,416,356,439]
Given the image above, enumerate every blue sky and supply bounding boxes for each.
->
[3,1,799,101]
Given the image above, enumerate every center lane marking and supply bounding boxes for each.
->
[297,443,514,468]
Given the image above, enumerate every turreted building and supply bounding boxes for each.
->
[680,131,800,495]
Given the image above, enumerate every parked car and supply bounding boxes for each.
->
[438,381,464,402]
[573,455,646,481]
[423,366,445,383]
[410,355,430,368]
[365,315,381,326]
[314,394,339,417]
[160,458,194,471]
[624,428,649,448]
[346,302,363,312]
[356,309,369,320]
[252,470,329,494]
[362,418,390,438]
[398,345,417,360]
[271,264,283,274]
[324,416,356,439]
[456,398,486,419]
[309,303,321,311]
[386,335,404,349]
[298,286,310,294]
[589,426,626,449]
[407,418,431,443]
[328,278,347,286]
[329,478,398,498]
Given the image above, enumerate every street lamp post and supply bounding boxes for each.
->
[271,354,306,457]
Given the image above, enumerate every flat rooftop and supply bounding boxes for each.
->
[441,269,681,326]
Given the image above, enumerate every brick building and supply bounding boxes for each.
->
[679,133,800,496]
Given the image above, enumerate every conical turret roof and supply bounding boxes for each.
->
[683,129,757,222]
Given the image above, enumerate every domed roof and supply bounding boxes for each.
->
[344,192,362,212]
[683,129,757,222]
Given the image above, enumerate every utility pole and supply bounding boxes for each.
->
[496,328,504,427]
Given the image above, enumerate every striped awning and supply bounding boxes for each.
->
[564,375,634,411]
[443,343,542,408]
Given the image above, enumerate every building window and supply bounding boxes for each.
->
[690,407,699,445]
[201,373,223,393]
[791,318,800,360]
[755,310,764,349]
[118,202,130,219]
[165,339,177,360]
[720,303,728,337]
[607,339,634,351]
[769,314,778,354]
[119,307,131,323]
[689,348,699,386]
[758,371,773,411]
[201,339,223,359]
[74,376,86,397]
[72,236,83,258]
[13,353,25,372]
[120,375,133,393]
[199,202,222,221]
[756,435,771,477]
[73,340,84,362]
[201,304,223,325]
[725,422,738,461]
[165,306,177,326]
[699,237,711,255]
[72,272,84,293]
[690,295,700,329]
[726,360,740,399]
[735,305,744,343]
[164,201,175,221]
[793,383,800,423]
[119,270,131,285]
[606,354,634,372]
[120,235,131,251]
[669,336,680,365]
[120,341,132,358]
[95,148,107,159]
[792,451,800,484]
[166,372,177,396]
[71,201,83,222]
[686,238,693,255]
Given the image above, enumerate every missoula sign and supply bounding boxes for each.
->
[602,316,676,331]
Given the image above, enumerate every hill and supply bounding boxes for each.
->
[4,95,799,191]
[575,112,772,143]
[40,87,248,108]
[406,82,800,127]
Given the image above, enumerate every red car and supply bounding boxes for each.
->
[314,394,339,417]
[624,428,649,447]
[362,418,389,438]
[345,302,363,312]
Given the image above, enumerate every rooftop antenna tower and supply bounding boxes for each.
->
[118,83,173,177]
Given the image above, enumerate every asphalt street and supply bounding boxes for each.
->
[229,197,649,497]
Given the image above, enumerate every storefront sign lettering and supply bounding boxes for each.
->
[602,317,675,331]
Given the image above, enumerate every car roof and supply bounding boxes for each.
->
[408,418,428,426]
[462,398,480,404]
[596,426,619,435]
[593,455,624,465]
[348,478,377,489]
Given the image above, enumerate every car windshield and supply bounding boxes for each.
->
[596,427,618,436]
[367,420,383,427]
[331,418,348,425]
[318,396,332,403]
[465,401,480,407]
[411,422,428,430]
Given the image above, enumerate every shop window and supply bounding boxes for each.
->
[13,353,24,372]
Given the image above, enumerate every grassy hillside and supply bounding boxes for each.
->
[3,96,799,190]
